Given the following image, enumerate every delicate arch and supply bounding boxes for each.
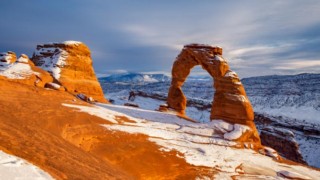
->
[166,44,254,126]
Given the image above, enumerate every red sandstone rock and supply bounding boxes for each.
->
[165,44,260,143]
[31,41,107,102]
[0,53,53,87]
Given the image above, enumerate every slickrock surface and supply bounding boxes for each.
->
[31,41,107,102]
[1,42,319,179]
[166,44,260,143]
[0,79,215,179]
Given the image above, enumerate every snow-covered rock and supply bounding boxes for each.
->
[31,41,107,102]
[99,73,320,168]
[62,102,320,179]
[0,53,53,86]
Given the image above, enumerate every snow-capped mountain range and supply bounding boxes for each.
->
[99,73,171,84]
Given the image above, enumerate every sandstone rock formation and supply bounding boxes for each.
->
[260,127,306,164]
[0,53,53,87]
[31,41,107,102]
[0,51,16,67]
[166,44,260,142]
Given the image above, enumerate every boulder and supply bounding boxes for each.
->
[165,44,260,143]
[76,93,95,103]
[31,41,107,102]
[45,82,65,91]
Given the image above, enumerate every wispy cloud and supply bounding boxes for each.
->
[273,60,320,70]
[0,0,320,77]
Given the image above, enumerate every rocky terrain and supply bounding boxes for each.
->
[163,44,260,144]
[1,42,319,179]
[101,72,320,168]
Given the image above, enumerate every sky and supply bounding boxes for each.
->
[0,0,320,78]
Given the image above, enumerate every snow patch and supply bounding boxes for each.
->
[62,103,320,179]
[254,106,320,126]
[16,55,29,63]
[0,150,53,179]
[211,120,233,133]
[225,93,248,102]
[62,103,119,124]
[0,63,37,79]
[63,40,82,45]
[45,82,61,90]
[225,71,238,78]
[213,55,226,61]
[224,124,250,140]
[33,47,68,79]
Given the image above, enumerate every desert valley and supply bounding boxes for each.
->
[0,41,319,179]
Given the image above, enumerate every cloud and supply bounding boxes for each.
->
[0,0,320,77]
[273,60,320,70]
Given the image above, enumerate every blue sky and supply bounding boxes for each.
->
[1,0,320,77]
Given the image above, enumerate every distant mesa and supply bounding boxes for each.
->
[163,44,260,144]
[0,41,106,103]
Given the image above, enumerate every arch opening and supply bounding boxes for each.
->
[180,66,213,122]
[165,44,254,127]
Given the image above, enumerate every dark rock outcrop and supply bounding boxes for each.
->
[260,127,306,164]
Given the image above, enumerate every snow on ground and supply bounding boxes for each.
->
[0,150,53,180]
[16,55,29,63]
[106,91,211,122]
[255,105,320,126]
[105,90,320,168]
[63,102,320,179]
[0,62,39,79]
[295,131,320,168]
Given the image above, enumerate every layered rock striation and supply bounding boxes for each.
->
[260,127,306,164]
[165,44,260,143]
[31,41,106,102]
[0,41,106,102]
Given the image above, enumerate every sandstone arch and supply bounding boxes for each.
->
[167,44,254,127]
